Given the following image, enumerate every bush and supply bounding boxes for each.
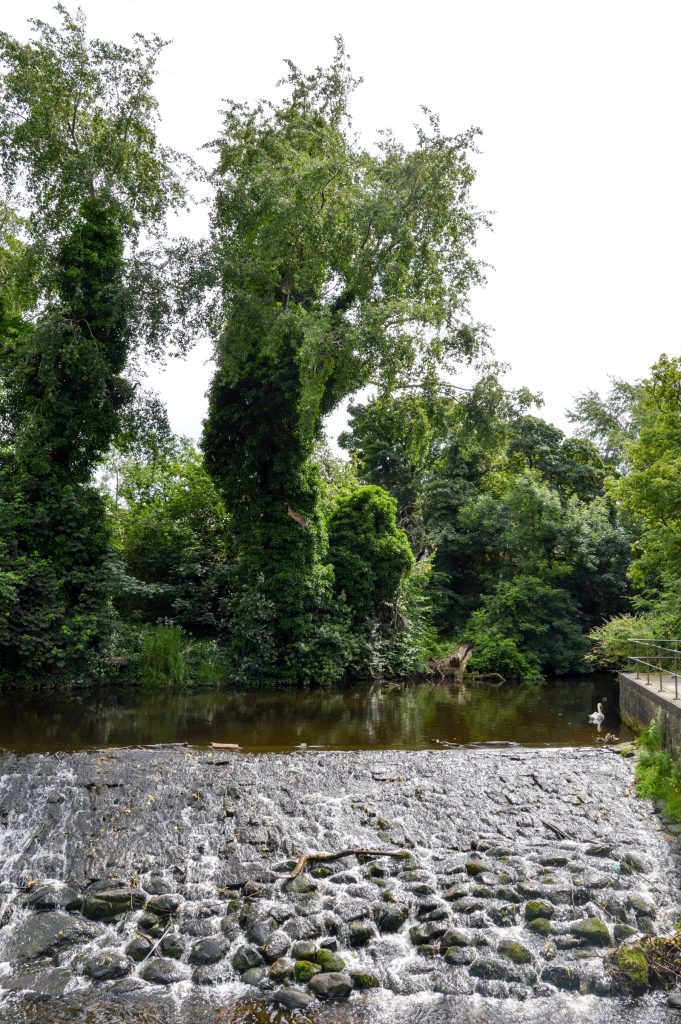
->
[328,485,414,623]
[140,624,185,686]
[635,713,681,823]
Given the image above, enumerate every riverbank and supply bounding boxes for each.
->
[0,745,678,1023]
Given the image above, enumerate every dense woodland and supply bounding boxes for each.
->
[0,10,679,690]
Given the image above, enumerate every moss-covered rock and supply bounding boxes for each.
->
[350,970,379,989]
[569,918,612,947]
[465,860,489,876]
[527,917,553,936]
[614,924,639,942]
[613,945,649,992]
[294,960,321,983]
[315,949,345,972]
[525,899,555,921]
[498,939,533,964]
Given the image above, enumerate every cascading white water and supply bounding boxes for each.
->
[0,746,678,1023]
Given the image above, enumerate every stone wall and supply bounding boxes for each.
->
[619,672,681,757]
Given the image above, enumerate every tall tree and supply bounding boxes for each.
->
[0,7,184,684]
[202,42,486,683]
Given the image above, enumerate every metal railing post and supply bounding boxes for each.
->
[660,644,664,691]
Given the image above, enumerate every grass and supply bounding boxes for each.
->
[634,714,681,824]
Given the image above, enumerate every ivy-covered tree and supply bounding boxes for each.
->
[202,42,486,683]
[0,8,184,684]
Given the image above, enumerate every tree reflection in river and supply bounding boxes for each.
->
[0,676,629,754]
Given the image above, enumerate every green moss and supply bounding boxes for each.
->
[315,949,345,972]
[613,946,649,992]
[569,918,612,947]
[350,971,379,989]
[498,939,533,964]
[527,917,553,936]
[294,960,321,983]
[614,924,639,942]
[525,899,555,920]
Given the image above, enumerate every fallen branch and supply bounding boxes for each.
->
[140,920,172,962]
[284,848,408,881]
[540,819,569,841]
[210,743,240,751]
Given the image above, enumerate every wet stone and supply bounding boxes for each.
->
[262,930,290,963]
[84,950,132,981]
[1,966,73,997]
[410,921,448,945]
[349,918,377,946]
[374,905,405,937]
[294,959,321,983]
[146,893,183,915]
[525,899,555,920]
[232,944,264,972]
[125,936,153,962]
[469,956,521,982]
[139,958,186,985]
[82,887,144,920]
[138,911,167,937]
[527,918,553,936]
[569,918,612,947]
[541,964,581,990]
[188,935,228,965]
[273,987,314,1010]
[440,927,471,948]
[498,939,533,964]
[269,959,294,983]
[283,915,324,940]
[309,971,353,999]
[351,970,379,989]
[14,911,93,960]
[316,948,346,972]
[24,884,80,912]
[445,947,475,966]
[241,966,269,986]
[290,940,317,960]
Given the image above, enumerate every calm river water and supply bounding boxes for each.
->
[0,675,629,753]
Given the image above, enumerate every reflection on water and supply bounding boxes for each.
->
[0,676,629,754]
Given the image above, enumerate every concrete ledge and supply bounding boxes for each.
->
[619,672,681,756]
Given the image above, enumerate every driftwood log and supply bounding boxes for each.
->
[284,848,408,882]
[429,643,474,682]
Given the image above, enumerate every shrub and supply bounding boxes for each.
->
[140,624,185,686]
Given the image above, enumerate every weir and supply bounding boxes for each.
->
[0,745,679,1023]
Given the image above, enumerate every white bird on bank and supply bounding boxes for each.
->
[588,703,605,725]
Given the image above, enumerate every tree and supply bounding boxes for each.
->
[611,355,681,596]
[202,42,485,683]
[106,440,233,634]
[0,8,184,684]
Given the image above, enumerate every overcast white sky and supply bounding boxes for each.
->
[5,1,681,445]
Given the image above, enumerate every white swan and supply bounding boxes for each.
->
[588,702,605,724]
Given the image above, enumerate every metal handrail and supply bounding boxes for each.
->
[627,638,681,699]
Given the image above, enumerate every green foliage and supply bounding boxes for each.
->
[140,623,185,686]
[610,355,681,596]
[202,43,484,684]
[634,714,681,825]
[106,439,232,633]
[0,9,185,686]
[328,486,414,622]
